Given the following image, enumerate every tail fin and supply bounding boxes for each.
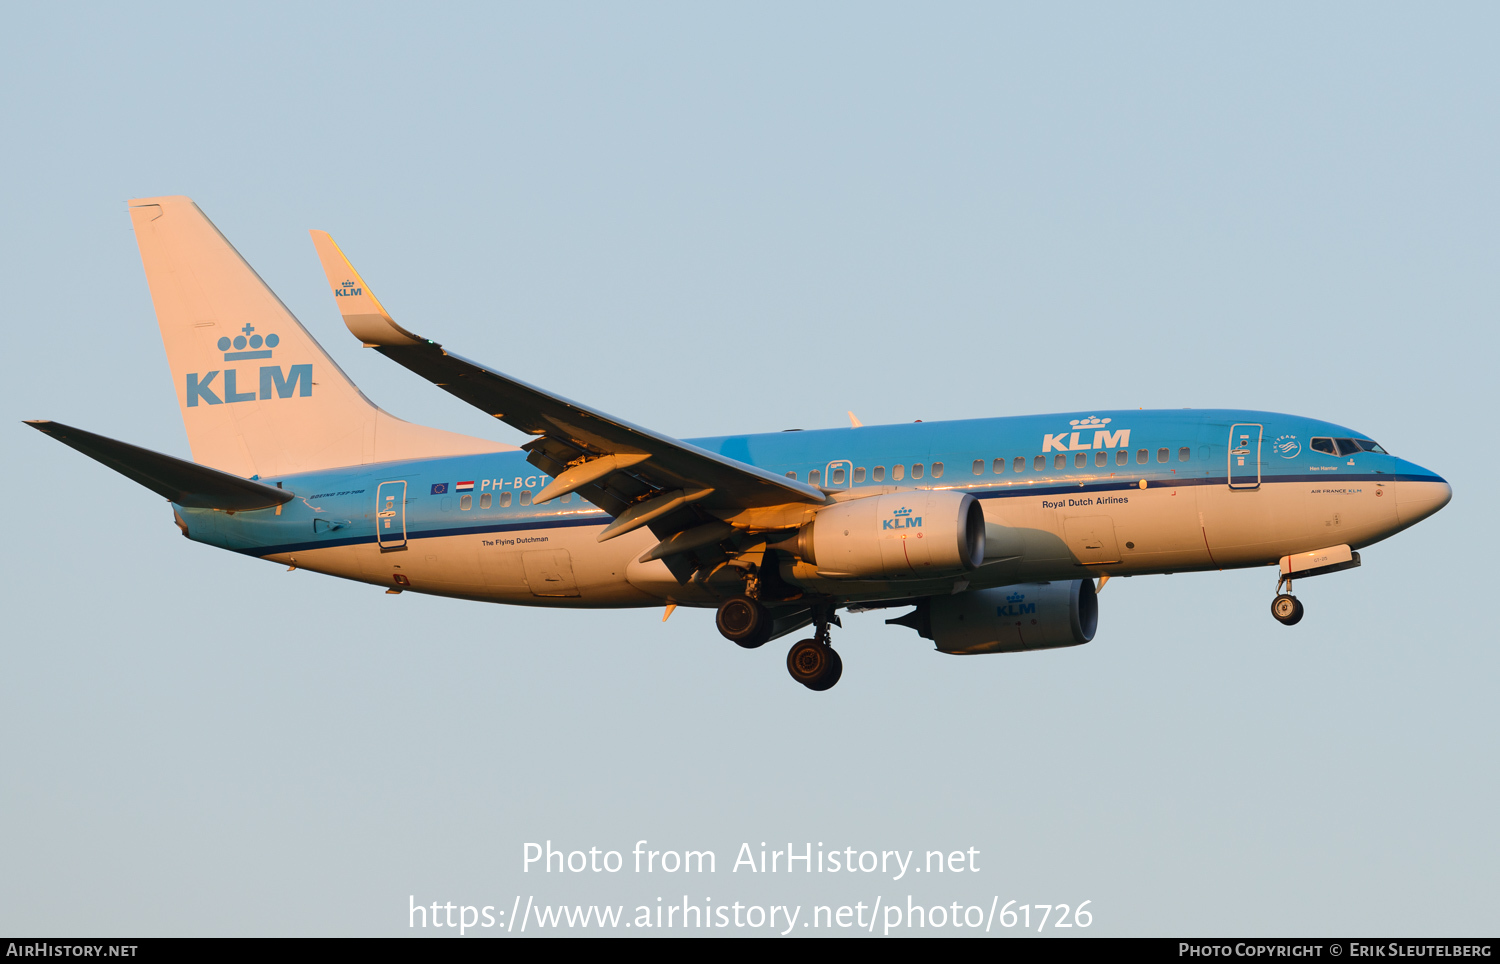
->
[127,196,510,478]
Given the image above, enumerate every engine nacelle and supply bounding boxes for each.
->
[888,580,1098,654]
[796,491,985,578]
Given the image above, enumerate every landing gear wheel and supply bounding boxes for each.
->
[786,639,843,691]
[1271,593,1304,626]
[717,596,772,649]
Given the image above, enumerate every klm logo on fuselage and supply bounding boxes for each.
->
[1043,416,1131,453]
[334,279,363,297]
[997,591,1035,617]
[883,506,922,530]
[188,323,311,406]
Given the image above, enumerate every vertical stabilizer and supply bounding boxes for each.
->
[127,197,510,477]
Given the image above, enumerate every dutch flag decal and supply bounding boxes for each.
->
[456,481,475,492]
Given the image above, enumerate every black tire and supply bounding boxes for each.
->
[1271,593,1304,626]
[786,639,842,691]
[717,596,772,649]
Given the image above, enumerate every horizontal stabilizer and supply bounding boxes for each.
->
[25,420,294,510]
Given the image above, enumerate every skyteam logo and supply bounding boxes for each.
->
[1273,435,1301,458]
[334,279,363,298]
[882,506,922,530]
[186,322,311,407]
[997,591,1036,617]
[1043,416,1131,453]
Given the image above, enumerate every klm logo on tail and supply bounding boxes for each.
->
[188,324,311,407]
[334,279,363,297]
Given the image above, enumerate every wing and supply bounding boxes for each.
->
[309,231,828,569]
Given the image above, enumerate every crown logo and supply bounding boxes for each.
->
[1006,592,1025,603]
[1068,416,1112,429]
[893,507,913,517]
[217,323,279,359]
[342,279,356,288]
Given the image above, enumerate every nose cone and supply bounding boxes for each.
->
[1393,472,1451,527]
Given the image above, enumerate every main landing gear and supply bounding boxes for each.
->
[715,596,773,649]
[1271,575,1304,626]
[786,606,842,692]
[714,596,844,691]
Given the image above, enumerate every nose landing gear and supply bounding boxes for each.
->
[1271,575,1304,626]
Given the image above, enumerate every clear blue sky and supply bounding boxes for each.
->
[2,3,1495,936]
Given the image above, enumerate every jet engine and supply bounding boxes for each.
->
[887,580,1098,654]
[795,491,985,578]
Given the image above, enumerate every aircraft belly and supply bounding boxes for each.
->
[1198,480,1399,566]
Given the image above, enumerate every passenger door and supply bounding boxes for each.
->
[1227,424,1263,490]
[376,481,408,551]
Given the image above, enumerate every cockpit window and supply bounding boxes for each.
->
[1312,436,1388,456]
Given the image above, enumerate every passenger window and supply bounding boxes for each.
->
[832,467,846,484]
[932,462,943,479]
[1054,454,1066,470]
[786,471,797,480]
[972,459,984,476]
[854,467,866,483]
[520,491,533,506]
[892,465,904,481]
[1074,453,1085,468]
[500,492,512,507]
[1311,438,1336,455]
[1014,456,1026,473]
[809,469,821,485]
[1157,448,1169,463]
[561,493,572,503]
[1178,447,1190,462]
[1116,450,1127,466]
[873,466,885,482]
[460,494,472,510]
[994,458,1007,474]
[912,464,924,479]
[480,493,492,509]
[1034,455,1045,471]
[1137,449,1148,464]
[1095,451,1107,467]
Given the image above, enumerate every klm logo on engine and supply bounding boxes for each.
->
[997,591,1036,617]
[883,506,922,530]
[1043,415,1131,453]
[187,323,311,407]
[334,278,363,297]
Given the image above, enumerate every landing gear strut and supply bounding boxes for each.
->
[1271,575,1304,626]
[786,605,842,691]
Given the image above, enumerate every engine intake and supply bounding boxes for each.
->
[796,491,985,578]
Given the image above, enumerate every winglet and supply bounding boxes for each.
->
[308,230,425,348]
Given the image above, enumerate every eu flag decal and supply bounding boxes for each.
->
[430,483,449,495]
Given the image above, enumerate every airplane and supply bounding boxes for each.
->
[26,197,1452,692]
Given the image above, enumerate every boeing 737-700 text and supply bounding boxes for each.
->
[27,197,1453,691]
